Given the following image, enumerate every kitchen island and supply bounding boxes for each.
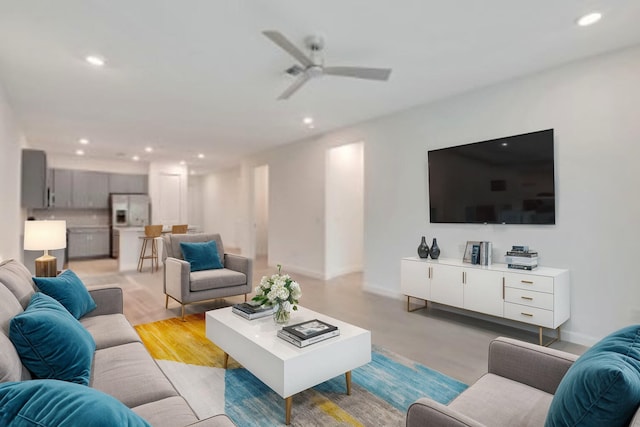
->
[114,227,163,272]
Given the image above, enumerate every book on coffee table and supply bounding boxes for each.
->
[277,328,340,347]
[282,319,338,340]
[232,303,274,320]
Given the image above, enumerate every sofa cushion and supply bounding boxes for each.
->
[80,313,141,350]
[33,269,97,319]
[0,379,151,426]
[450,373,553,427]
[181,241,223,272]
[91,342,178,408]
[0,259,36,309]
[132,396,198,427]
[546,325,640,427]
[0,334,26,383]
[9,293,96,385]
[0,283,23,335]
[190,268,247,292]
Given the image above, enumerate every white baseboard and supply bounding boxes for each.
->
[325,264,362,280]
[362,282,404,299]
[274,264,325,280]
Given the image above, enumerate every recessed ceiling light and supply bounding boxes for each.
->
[132,155,140,161]
[577,12,602,27]
[145,146,153,153]
[303,117,313,125]
[501,142,508,147]
[179,160,186,165]
[75,149,85,156]
[85,55,105,67]
[78,138,89,145]
[197,153,205,159]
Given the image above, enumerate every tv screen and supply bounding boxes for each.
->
[428,129,555,224]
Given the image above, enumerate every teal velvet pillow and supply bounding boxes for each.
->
[0,379,151,426]
[180,240,223,272]
[33,269,97,319]
[545,325,640,427]
[9,293,96,385]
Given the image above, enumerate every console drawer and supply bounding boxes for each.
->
[504,302,553,328]
[504,288,553,310]
[504,273,553,293]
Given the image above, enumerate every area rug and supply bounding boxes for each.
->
[135,313,467,426]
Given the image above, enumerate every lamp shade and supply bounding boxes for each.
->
[24,220,67,251]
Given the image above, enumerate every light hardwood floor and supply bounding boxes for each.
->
[70,256,587,385]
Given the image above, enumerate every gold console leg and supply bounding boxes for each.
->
[407,296,428,312]
[285,396,292,425]
[223,353,229,369]
[539,326,561,347]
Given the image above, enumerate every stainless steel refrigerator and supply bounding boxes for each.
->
[110,194,150,258]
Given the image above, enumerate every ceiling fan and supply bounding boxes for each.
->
[263,30,392,100]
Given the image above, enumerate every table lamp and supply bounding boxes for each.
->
[24,220,67,277]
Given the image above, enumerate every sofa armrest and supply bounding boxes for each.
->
[406,398,485,427]
[488,337,578,395]
[224,254,252,283]
[165,257,191,300]
[84,285,124,316]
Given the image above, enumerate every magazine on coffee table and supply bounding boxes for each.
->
[232,303,274,320]
[282,319,338,340]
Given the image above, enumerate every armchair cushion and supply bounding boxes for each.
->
[546,325,640,427]
[33,269,97,319]
[190,269,247,292]
[180,241,223,272]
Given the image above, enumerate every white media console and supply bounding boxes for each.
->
[400,257,570,346]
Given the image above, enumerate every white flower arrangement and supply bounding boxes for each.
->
[252,265,301,321]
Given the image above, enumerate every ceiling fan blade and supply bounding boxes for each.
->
[263,30,314,68]
[277,73,311,100]
[323,66,392,81]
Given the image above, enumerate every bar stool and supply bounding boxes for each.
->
[171,224,188,234]
[137,225,163,273]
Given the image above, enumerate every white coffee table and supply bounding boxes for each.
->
[205,306,371,425]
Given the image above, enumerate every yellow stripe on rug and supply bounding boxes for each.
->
[134,313,238,368]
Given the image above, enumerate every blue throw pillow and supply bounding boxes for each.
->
[180,240,223,272]
[0,379,151,426]
[9,293,96,386]
[33,269,97,319]
[545,325,640,427]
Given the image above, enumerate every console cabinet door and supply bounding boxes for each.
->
[400,259,430,300]
[463,269,504,317]
[430,264,463,307]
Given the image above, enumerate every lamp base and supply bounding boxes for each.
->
[35,254,57,277]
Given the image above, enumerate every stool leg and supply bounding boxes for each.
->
[137,239,148,272]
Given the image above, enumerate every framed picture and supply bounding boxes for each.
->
[463,241,481,263]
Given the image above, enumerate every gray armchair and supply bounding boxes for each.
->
[406,337,578,426]
[162,233,252,320]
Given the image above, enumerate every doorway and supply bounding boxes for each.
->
[253,164,269,264]
[325,142,364,279]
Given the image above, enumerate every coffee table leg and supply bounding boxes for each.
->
[285,396,293,425]
[345,371,352,395]
[223,352,229,369]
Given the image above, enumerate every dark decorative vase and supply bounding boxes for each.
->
[417,236,429,259]
[429,238,440,259]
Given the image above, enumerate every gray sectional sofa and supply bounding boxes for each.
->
[0,259,235,427]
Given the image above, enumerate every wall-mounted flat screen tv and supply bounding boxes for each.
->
[428,129,555,224]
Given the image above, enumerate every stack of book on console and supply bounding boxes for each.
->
[232,303,274,320]
[505,245,538,270]
[277,319,340,348]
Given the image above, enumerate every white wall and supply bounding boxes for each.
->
[0,82,25,261]
[201,167,241,248]
[326,142,364,279]
[253,165,269,258]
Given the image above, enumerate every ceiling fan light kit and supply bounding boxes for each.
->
[263,30,392,100]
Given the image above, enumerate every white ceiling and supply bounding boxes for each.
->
[1,1,640,173]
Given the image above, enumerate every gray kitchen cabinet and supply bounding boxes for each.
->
[21,149,48,208]
[109,173,148,194]
[72,171,109,208]
[68,228,109,259]
[52,169,73,208]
